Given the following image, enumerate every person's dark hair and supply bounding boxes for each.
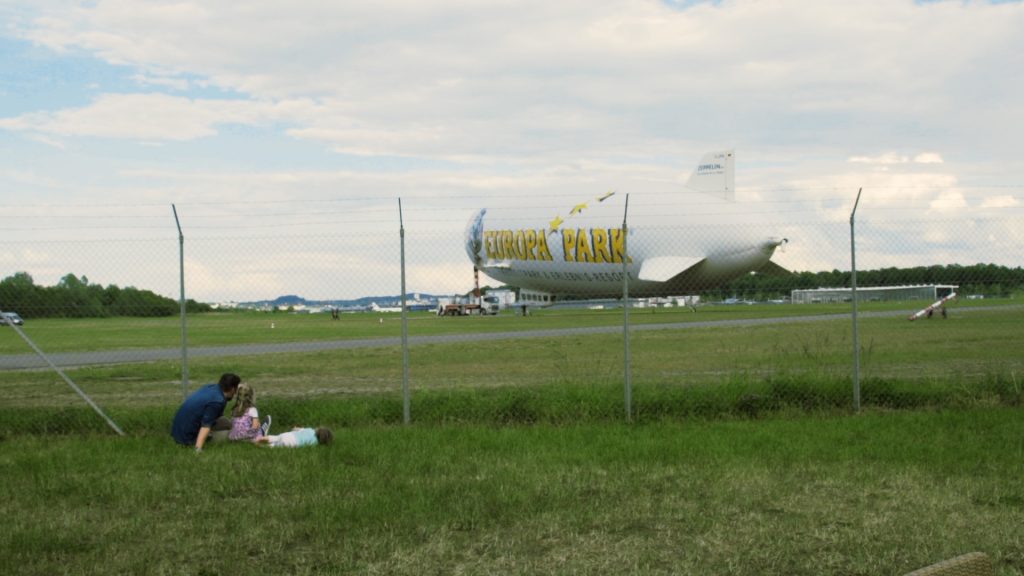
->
[315,427,333,445]
[218,373,241,393]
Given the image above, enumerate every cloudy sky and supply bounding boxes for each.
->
[1,0,1022,301]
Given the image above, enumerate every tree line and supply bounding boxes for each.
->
[0,272,211,318]
[718,263,1024,301]
[5,263,1021,318]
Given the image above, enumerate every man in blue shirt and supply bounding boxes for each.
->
[171,373,241,451]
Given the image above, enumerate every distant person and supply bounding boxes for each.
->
[170,373,241,451]
[227,383,271,442]
[255,426,333,448]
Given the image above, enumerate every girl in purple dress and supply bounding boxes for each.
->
[227,384,270,441]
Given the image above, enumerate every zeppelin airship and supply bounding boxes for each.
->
[464,150,789,304]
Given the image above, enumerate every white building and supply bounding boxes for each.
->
[790,284,957,304]
[485,289,517,310]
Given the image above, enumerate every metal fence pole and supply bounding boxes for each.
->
[399,198,410,425]
[622,194,632,422]
[2,310,125,436]
[849,188,863,411]
[172,204,189,400]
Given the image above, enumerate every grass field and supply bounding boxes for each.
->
[1,301,1023,574]
[0,299,1009,354]
[2,409,1022,575]
[1,300,1021,418]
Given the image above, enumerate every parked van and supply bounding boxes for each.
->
[1,312,24,325]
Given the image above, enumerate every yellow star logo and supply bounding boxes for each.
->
[548,215,563,234]
[570,202,587,215]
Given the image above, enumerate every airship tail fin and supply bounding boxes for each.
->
[685,150,735,201]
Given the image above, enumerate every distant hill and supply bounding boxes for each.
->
[244,293,442,309]
[269,294,305,306]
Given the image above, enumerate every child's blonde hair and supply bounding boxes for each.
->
[231,383,255,417]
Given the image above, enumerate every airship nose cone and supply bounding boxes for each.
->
[465,208,486,265]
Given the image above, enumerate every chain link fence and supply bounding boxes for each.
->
[2,193,1022,436]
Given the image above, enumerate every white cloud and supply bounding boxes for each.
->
[928,190,968,213]
[2,1,1024,299]
[0,169,62,188]
[0,93,322,142]
[847,152,945,167]
[4,0,1022,164]
[979,195,1020,209]
[848,154,911,165]
[914,153,944,164]
[131,73,190,91]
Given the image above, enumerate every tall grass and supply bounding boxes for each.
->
[3,373,1022,438]
[2,408,1022,575]
[1,303,1022,437]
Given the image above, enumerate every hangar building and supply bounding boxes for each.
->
[790,284,958,304]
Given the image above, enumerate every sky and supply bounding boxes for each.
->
[1,0,1023,302]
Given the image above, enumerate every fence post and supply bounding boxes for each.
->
[2,310,125,436]
[622,194,632,422]
[172,204,189,400]
[399,198,410,425]
[849,188,863,412]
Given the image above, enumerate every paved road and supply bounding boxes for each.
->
[1,306,1012,370]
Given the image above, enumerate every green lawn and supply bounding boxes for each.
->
[2,409,1022,575]
[0,299,1007,354]
[3,301,1023,574]
[1,304,1021,419]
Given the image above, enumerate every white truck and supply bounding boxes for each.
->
[436,295,500,316]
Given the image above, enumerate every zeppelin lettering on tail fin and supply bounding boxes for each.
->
[685,150,735,201]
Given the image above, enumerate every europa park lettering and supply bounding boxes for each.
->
[483,228,630,263]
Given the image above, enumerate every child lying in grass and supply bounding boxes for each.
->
[254,426,333,448]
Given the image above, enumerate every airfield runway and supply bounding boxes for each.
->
[0,307,1005,371]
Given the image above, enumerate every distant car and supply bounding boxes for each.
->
[0,312,24,326]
